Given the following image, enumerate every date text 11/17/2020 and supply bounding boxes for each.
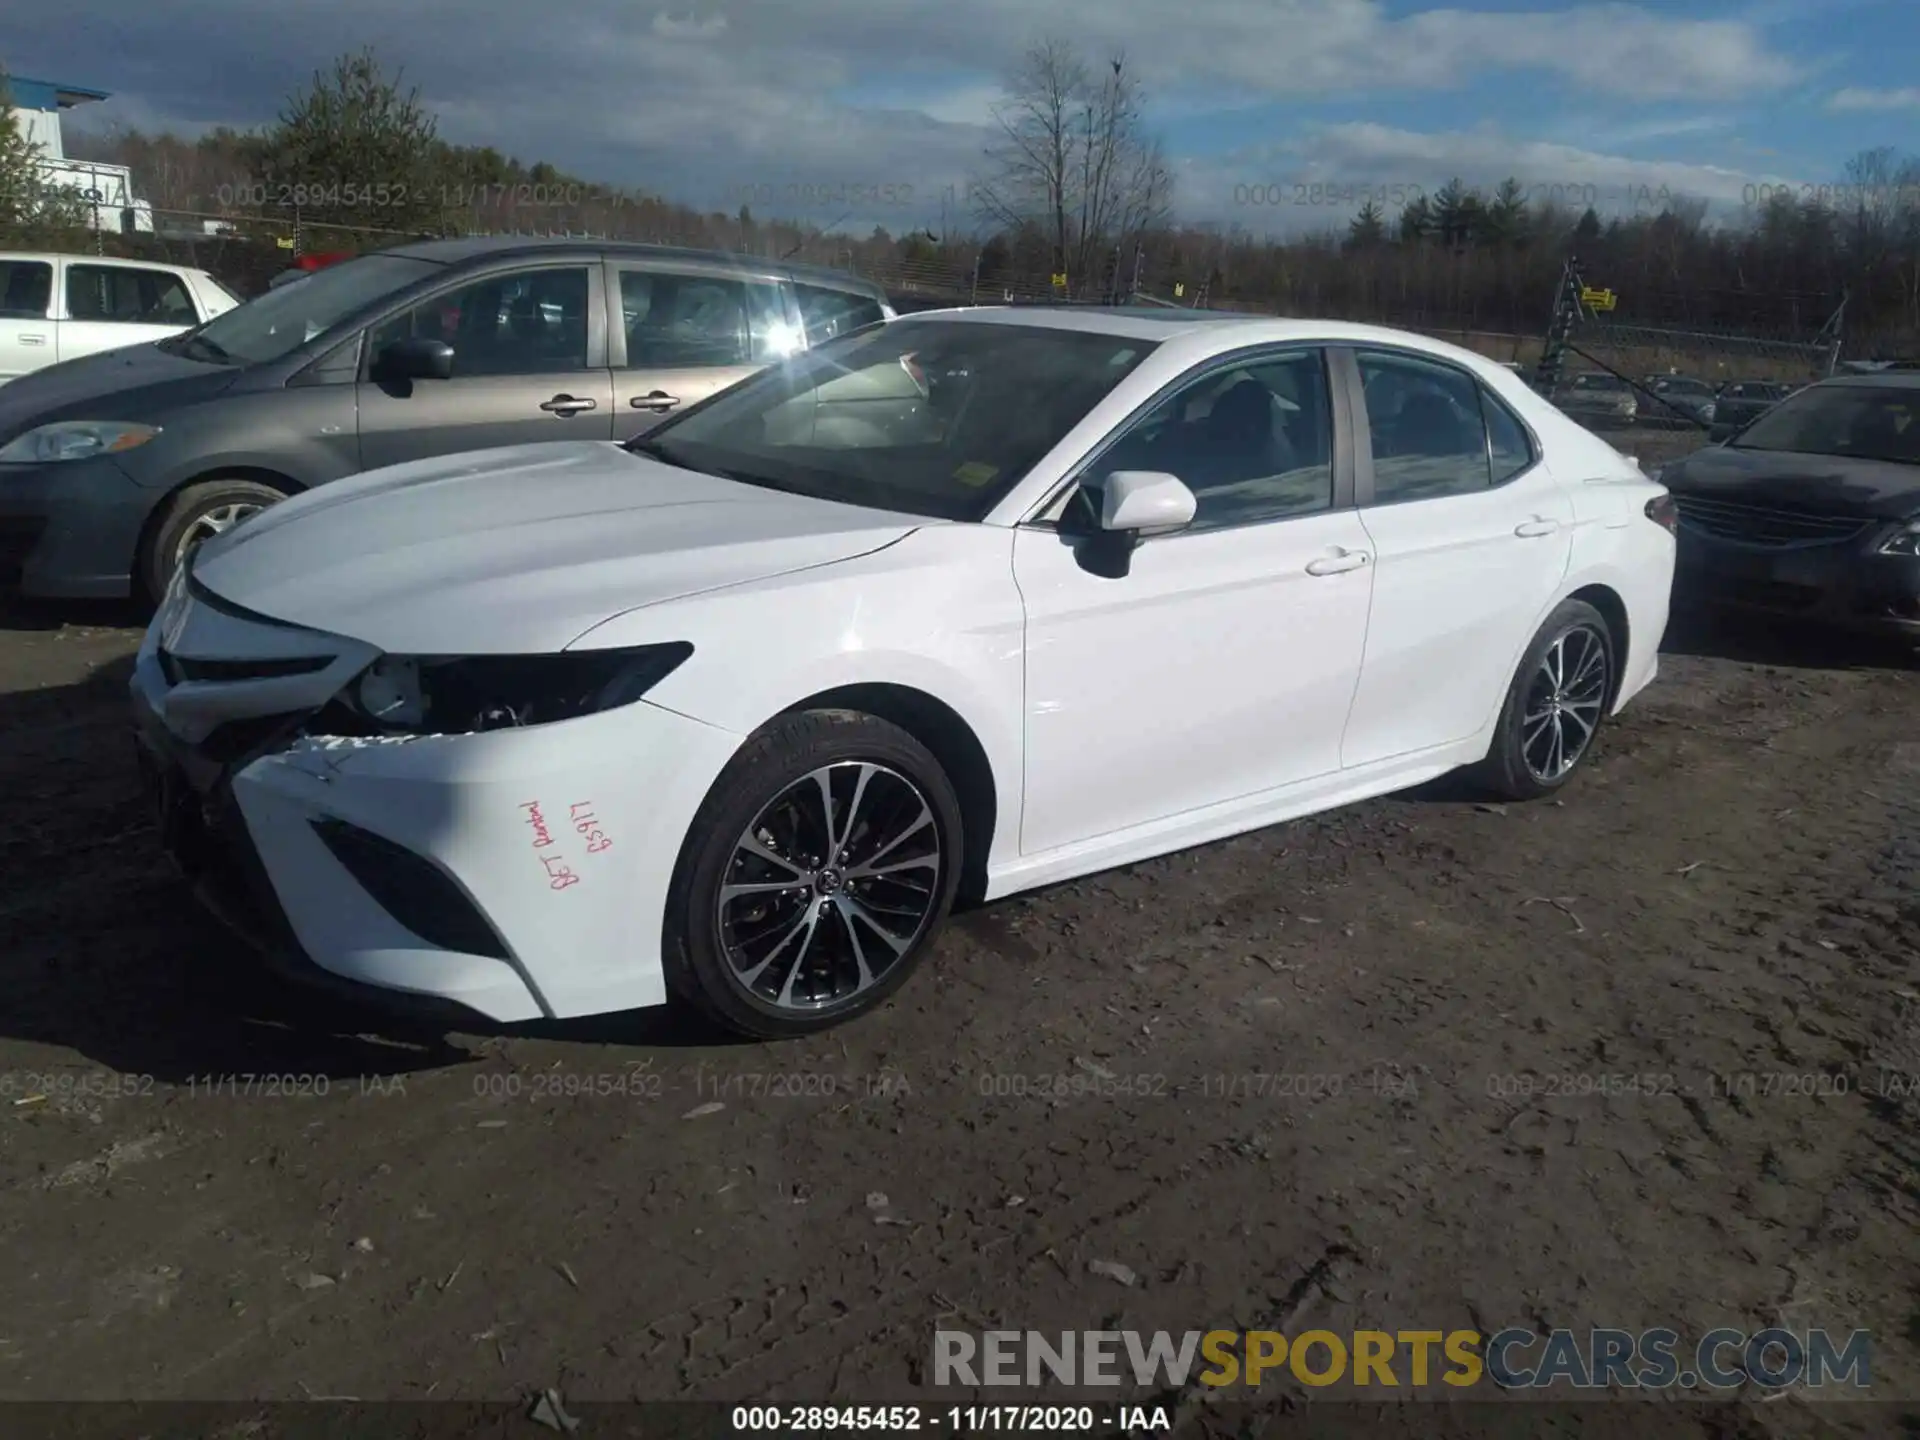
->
[729,1405,1173,1432]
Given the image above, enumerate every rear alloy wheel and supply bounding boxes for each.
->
[1475,599,1615,801]
[665,710,963,1038]
[141,477,288,603]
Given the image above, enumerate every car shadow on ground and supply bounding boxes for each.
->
[0,652,748,1089]
[1662,607,1918,671]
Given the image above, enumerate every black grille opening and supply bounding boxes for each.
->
[310,819,510,960]
[1674,495,1871,548]
[199,713,310,765]
[159,651,332,684]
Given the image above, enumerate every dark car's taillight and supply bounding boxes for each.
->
[1645,494,1678,533]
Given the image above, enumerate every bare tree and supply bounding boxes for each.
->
[969,39,1171,297]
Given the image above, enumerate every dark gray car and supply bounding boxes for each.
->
[0,237,893,602]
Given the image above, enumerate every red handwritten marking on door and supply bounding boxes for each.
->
[521,801,579,890]
[569,801,614,854]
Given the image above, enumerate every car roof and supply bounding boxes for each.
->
[374,235,886,297]
[879,304,1517,359]
[0,249,211,278]
[1813,371,1920,391]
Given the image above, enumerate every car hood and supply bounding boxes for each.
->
[1662,444,1920,521]
[0,342,240,444]
[188,441,925,654]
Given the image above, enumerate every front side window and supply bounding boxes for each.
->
[67,265,195,324]
[627,319,1155,521]
[1733,385,1918,465]
[0,259,52,318]
[1358,350,1494,502]
[369,266,590,377]
[1086,349,1334,532]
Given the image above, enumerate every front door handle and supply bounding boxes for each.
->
[541,394,598,416]
[630,391,681,412]
[18,334,46,345]
[1305,549,1372,576]
[1514,518,1561,538]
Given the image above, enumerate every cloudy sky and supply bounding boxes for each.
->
[6,0,1919,237]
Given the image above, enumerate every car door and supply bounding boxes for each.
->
[0,257,55,381]
[1339,346,1575,769]
[607,262,797,437]
[57,260,203,362]
[357,263,613,469]
[1012,345,1376,855]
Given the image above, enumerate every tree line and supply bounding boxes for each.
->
[4,46,1917,350]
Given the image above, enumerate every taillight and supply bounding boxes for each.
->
[1645,494,1678,533]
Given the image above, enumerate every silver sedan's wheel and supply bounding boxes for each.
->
[718,761,943,1011]
[1519,622,1610,783]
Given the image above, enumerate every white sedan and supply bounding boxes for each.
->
[131,308,1676,1037]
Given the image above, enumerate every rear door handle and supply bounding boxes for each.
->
[541,394,598,416]
[1514,518,1561,537]
[18,334,46,345]
[630,391,681,412]
[1305,549,1372,576]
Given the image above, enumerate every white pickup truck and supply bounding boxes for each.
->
[0,251,241,382]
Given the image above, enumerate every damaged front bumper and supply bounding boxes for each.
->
[130,571,743,1023]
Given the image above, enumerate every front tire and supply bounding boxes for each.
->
[141,478,288,603]
[1474,599,1615,801]
[664,709,963,1039]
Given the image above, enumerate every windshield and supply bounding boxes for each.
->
[1733,384,1918,464]
[626,319,1157,520]
[172,254,440,366]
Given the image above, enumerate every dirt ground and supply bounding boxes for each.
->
[2,457,1917,1434]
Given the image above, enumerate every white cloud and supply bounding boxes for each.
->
[1184,122,1795,234]
[1828,86,1920,111]
[651,11,728,39]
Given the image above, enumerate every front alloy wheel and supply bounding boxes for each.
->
[666,709,964,1038]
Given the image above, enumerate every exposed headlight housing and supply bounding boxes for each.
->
[328,643,694,735]
[0,421,161,465]
[1879,521,1920,558]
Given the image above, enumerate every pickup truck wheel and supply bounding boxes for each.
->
[141,478,287,602]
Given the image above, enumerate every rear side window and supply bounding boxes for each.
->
[67,264,197,324]
[0,259,52,318]
[795,283,885,345]
[1482,388,1535,483]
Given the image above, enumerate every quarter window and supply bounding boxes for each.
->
[1088,348,1335,532]
[1357,350,1493,502]
[795,283,885,345]
[368,267,591,377]
[1483,389,1535,484]
[66,264,196,324]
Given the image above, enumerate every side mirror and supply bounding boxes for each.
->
[1099,470,1197,535]
[374,336,455,382]
[1075,471,1197,579]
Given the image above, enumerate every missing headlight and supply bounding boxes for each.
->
[318,643,694,737]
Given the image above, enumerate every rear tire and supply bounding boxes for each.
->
[663,709,963,1039]
[1473,599,1615,802]
[140,478,288,603]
